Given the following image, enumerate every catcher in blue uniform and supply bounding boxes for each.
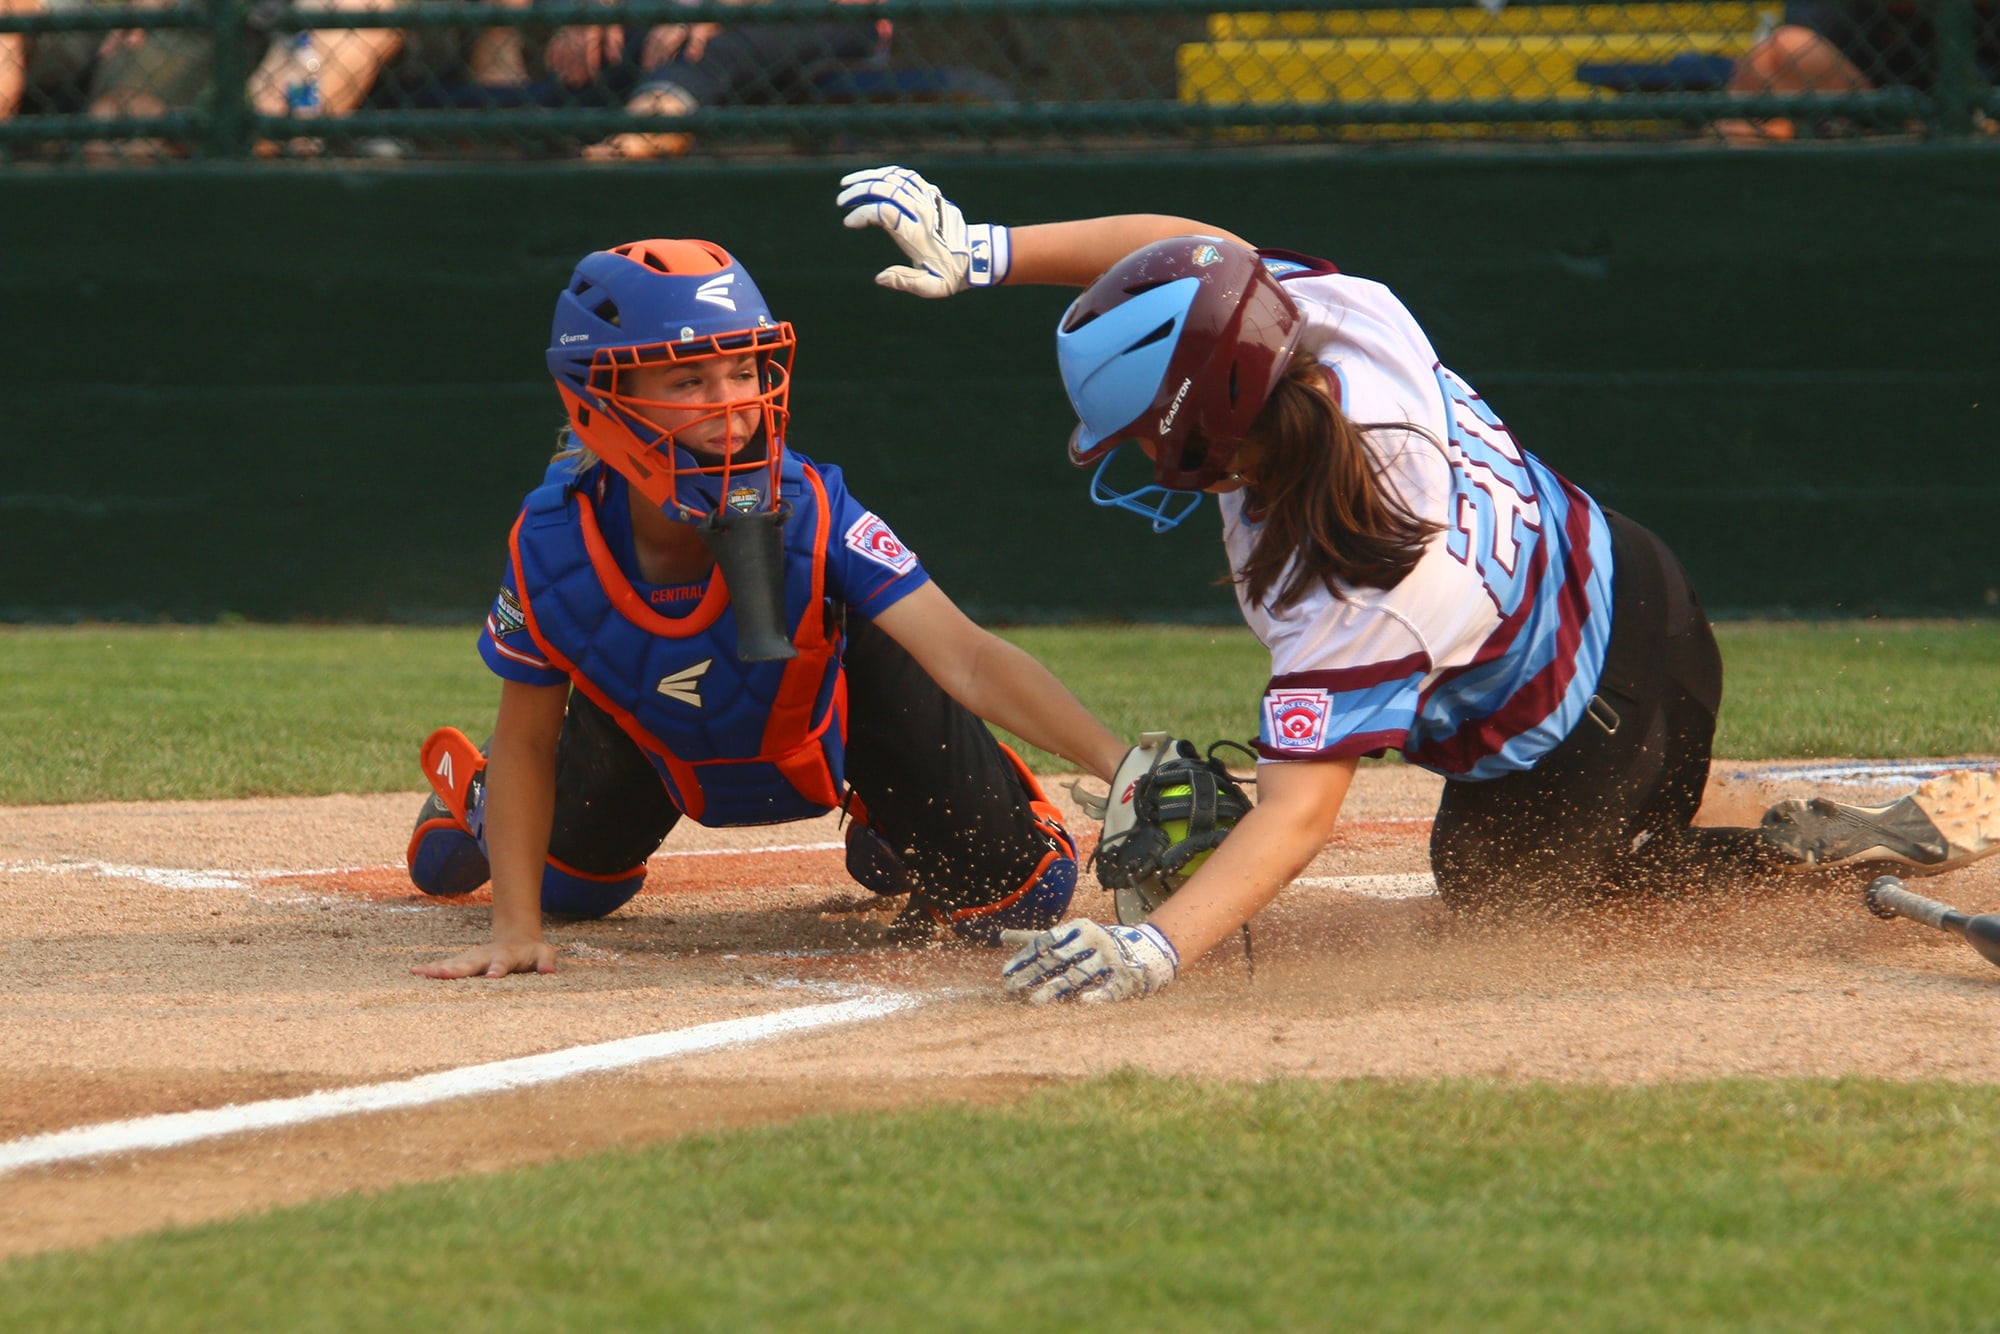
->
[409,238,1129,980]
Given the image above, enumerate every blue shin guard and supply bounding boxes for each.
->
[408,727,494,897]
[540,857,647,919]
[942,844,1078,945]
[944,745,1081,943]
[845,819,914,897]
[407,792,492,897]
[874,745,1083,945]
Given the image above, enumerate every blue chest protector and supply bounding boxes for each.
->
[508,456,847,826]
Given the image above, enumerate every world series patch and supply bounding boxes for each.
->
[843,513,918,575]
[490,586,526,636]
[1263,687,1333,752]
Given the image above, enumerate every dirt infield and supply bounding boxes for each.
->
[5,761,1998,1258]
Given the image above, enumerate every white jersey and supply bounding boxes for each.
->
[1227,253,1614,780]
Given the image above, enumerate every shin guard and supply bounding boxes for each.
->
[541,856,647,919]
[921,745,1080,945]
[407,793,492,897]
[407,727,493,897]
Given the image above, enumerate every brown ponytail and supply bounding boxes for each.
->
[1234,351,1441,613]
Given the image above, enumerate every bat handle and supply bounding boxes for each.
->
[1865,876,1964,931]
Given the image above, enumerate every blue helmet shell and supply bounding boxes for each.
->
[544,240,795,525]
[546,242,781,394]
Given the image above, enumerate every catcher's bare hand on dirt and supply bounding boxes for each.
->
[1000,919,1179,1004]
[411,937,558,980]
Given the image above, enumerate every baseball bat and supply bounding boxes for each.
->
[1863,875,2000,969]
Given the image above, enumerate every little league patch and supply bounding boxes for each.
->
[844,512,918,575]
[1264,688,1332,752]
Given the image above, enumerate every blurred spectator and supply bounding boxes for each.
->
[10,0,231,159]
[1722,0,2000,142]
[248,0,540,152]
[247,0,412,150]
[548,0,889,160]
[1,0,29,122]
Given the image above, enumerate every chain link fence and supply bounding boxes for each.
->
[0,0,1992,161]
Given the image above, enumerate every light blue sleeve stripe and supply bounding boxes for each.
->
[1262,675,1424,752]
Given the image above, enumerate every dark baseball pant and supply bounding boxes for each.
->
[1429,511,1782,910]
[546,607,1056,914]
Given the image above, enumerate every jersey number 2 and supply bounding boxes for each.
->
[1436,366,1540,618]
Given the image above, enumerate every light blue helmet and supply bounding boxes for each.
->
[1055,236,1302,530]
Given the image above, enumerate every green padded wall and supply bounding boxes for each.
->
[1,146,1994,622]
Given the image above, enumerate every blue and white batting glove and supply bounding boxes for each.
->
[837,165,1011,298]
[999,919,1179,1005]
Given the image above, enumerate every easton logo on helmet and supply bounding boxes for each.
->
[695,274,737,310]
[559,333,591,345]
[1158,377,1194,434]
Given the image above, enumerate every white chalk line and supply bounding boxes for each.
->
[0,992,924,1178]
[0,839,853,893]
[1730,760,1996,787]
[2,852,1443,906]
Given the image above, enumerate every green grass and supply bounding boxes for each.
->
[0,621,1993,804]
[7,1075,2000,1331]
[0,626,487,805]
[1713,621,2000,761]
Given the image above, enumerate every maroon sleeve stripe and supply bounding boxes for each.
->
[1255,729,1404,763]
[1268,651,1431,694]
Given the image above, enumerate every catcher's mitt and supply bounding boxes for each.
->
[1078,734,1255,925]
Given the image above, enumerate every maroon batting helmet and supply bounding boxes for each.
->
[1057,236,1305,493]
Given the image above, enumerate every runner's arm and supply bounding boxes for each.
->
[1142,756,1356,963]
[1004,216,1251,288]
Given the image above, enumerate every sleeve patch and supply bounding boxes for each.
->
[489,586,527,637]
[1262,687,1335,752]
[843,512,919,575]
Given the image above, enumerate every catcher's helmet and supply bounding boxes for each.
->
[1056,237,1303,531]
[547,239,796,523]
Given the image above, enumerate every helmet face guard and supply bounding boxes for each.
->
[547,240,797,525]
[1056,237,1304,530]
[1083,450,1204,533]
[552,330,795,524]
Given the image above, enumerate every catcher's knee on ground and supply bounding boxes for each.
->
[845,750,1080,945]
[896,834,1079,945]
[407,792,645,918]
[539,856,647,919]
[408,791,492,898]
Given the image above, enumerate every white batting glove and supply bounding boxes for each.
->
[999,919,1179,1005]
[836,164,1011,298]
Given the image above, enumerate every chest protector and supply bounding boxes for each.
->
[510,457,847,826]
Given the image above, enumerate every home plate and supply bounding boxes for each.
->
[1292,872,1438,899]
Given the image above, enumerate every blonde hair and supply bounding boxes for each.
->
[551,427,600,475]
